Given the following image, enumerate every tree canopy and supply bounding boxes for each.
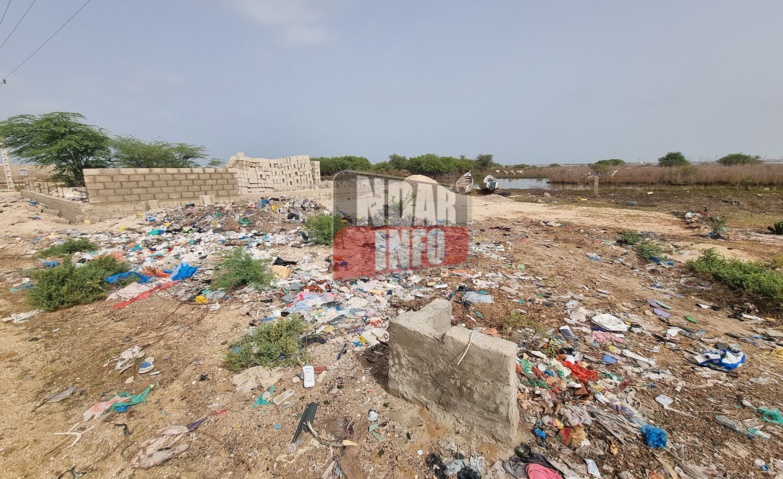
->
[717,153,762,166]
[112,136,207,169]
[311,156,372,175]
[658,152,689,167]
[0,112,112,186]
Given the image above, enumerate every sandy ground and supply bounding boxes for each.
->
[0,190,781,478]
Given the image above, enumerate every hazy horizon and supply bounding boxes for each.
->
[1,1,782,166]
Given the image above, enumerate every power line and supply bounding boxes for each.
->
[0,1,13,31]
[0,0,36,51]
[1,0,91,83]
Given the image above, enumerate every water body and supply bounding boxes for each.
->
[474,177,590,190]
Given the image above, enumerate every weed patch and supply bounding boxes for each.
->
[37,239,98,258]
[769,221,783,235]
[636,239,666,261]
[304,214,344,246]
[688,248,783,312]
[501,311,547,338]
[212,248,273,291]
[617,231,642,245]
[27,255,131,311]
[224,315,309,372]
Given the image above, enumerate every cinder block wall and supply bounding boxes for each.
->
[227,153,321,194]
[83,168,238,204]
[388,299,520,444]
[20,190,90,223]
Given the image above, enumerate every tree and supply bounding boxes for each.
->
[717,153,762,166]
[407,154,457,175]
[311,156,372,175]
[0,112,112,186]
[388,154,409,171]
[112,136,207,169]
[206,158,225,168]
[658,152,689,167]
[475,153,494,170]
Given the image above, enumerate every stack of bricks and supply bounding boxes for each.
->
[227,152,321,194]
[83,168,238,204]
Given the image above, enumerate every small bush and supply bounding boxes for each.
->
[28,255,131,311]
[224,315,309,372]
[768,221,783,235]
[212,248,272,291]
[688,248,783,311]
[706,215,727,237]
[636,239,666,261]
[305,214,344,246]
[617,231,642,246]
[37,239,98,258]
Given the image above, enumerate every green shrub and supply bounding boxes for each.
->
[224,315,309,372]
[768,221,783,235]
[706,215,727,237]
[658,152,689,167]
[688,248,783,311]
[212,248,272,291]
[636,239,666,261]
[717,153,762,166]
[305,214,344,246]
[617,231,642,246]
[28,255,130,311]
[37,238,98,258]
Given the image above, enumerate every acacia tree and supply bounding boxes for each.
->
[0,112,112,186]
[112,136,207,168]
[475,153,494,170]
[658,152,689,167]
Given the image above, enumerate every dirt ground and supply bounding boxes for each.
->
[0,189,782,479]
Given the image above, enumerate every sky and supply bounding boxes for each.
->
[1,0,782,166]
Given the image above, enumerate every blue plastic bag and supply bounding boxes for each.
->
[171,262,198,281]
[105,271,152,284]
[641,425,668,448]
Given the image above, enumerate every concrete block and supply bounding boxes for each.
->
[166,180,181,187]
[174,186,189,192]
[95,175,115,183]
[159,175,174,181]
[83,169,101,176]
[147,200,160,210]
[129,174,145,181]
[180,180,194,186]
[165,168,179,174]
[135,168,151,174]
[139,193,155,201]
[153,181,168,187]
[144,175,161,181]
[123,194,141,202]
[388,299,519,444]
[137,181,153,188]
[168,192,182,199]
[118,168,137,175]
[201,195,212,205]
[153,193,170,200]
[123,182,138,189]
[106,195,124,203]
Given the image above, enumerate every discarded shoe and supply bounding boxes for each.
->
[139,357,155,374]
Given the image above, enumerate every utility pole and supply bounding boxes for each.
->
[1,141,12,190]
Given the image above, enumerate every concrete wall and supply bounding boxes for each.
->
[21,190,89,223]
[227,153,321,194]
[388,299,520,444]
[83,168,238,204]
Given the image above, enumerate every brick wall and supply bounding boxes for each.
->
[83,168,238,204]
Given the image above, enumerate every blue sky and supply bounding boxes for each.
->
[1,1,782,165]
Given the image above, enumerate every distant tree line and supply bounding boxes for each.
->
[312,153,498,176]
[0,112,217,186]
